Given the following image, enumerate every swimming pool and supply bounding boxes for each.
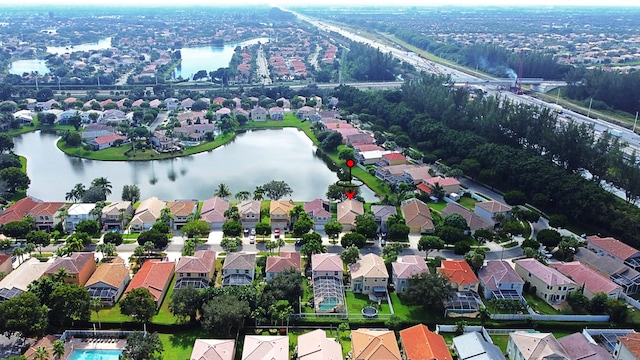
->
[68,349,122,360]
[181,141,200,147]
[318,297,340,312]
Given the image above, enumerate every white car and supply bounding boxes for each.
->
[249,235,255,244]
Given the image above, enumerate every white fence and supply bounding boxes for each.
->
[490,313,609,322]
[621,293,640,310]
[435,325,494,344]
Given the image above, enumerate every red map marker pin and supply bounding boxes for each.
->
[345,190,356,200]
[346,159,355,168]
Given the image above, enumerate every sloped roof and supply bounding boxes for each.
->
[478,260,524,292]
[551,261,621,295]
[557,333,614,360]
[238,200,261,215]
[67,203,96,215]
[102,201,131,216]
[131,197,166,223]
[270,200,295,216]
[0,257,49,293]
[191,339,235,360]
[266,252,301,274]
[125,260,175,302]
[0,196,41,225]
[392,255,429,280]
[509,332,569,360]
[45,252,94,276]
[312,253,343,272]
[29,202,65,217]
[241,336,288,360]
[167,200,197,217]
[337,200,364,227]
[23,335,58,360]
[176,250,216,274]
[0,253,12,267]
[349,254,388,279]
[351,329,401,360]
[442,203,492,231]
[438,260,479,286]
[401,198,434,231]
[515,259,576,287]
[588,235,640,261]
[403,166,433,181]
[223,252,256,270]
[298,329,343,360]
[475,200,511,214]
[400,324,452,360]
[201,197,229,224]
[370,205,396,221]
[304,199,330,218]
[575,248,640,279]
[453,332,505,360]
[617,333,640,359]
[424,176,460,187]
[85,257,129,288]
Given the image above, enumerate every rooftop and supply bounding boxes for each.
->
[438,260,479,286]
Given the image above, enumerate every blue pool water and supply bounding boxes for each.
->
[318,297,340,312]
[68,349,122,360]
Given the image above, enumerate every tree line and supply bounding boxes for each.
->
[565,67,640,115]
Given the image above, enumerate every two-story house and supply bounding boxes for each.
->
[515,258,577,305]
[478,260,525,299]
[29,202,65,231]
[370,205,396,233]
[167,200,198,230]
[85,257,130,305]
[175,250,216,289]
[270,200,295,231]
[200,197,229,230]
[474,200,512,225]
[44,252,97,286]
[251,106,267,121]
[64,203,98,232]
[551,261,622,300]
[268,106,284,120]
[265,252,301,281]
[392,255,429,294]
[311,253,345,314]
[304,199,331,231]
[587,235,640,270]
[337,199,364,231]
[349,254,388,298]
[438,260,479,292]
[101,201,133,230]
[424,176,461,196]
[238,200,261,229]
[222,252,256,286]
[129,197,166,232]
[124,259,175,308]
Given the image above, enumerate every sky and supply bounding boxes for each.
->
[7,0,640,7]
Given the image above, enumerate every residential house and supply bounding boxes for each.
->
[277,97,290,109]
[0,254,12,275]
[296,106,316,120]
[614,333,640,360]
[175,250,216,289]
[165,98,179,111]
[167,200,198,230]
[402,166,433,185]
[29,202,65,231]
[345,133,374,146]
[349,254,388,297]
[515,258,577,305]
[401,198,434,234]
[270,200,295,231]
[266,252,301,281]
[44,252,97,286]
[89,134,127,150]
[351,329,401,360]
[551,261,622,300]
[251,106,267,121]
[438,260,480,292]
[370,205,396,232]
[297,329,342,360]
[101,109,128,124]
[478,260,525,299]
[216,107,231,121]
[238,200,261,229]
[191,339,235,360]
[587,235,640,270]
[399,324,452,360]
[575,248,640,295]
[81,130,114,141]
[354,144,384,153]
[23,336,58,360]
[358,150,395,165]
[312,253,343,280]
[200,197,229,230]
[375,164,417,184]
[452,332,505,360]
[475,201,512,225]
[442,203,493,233]
[424,176,461,196]
[507,332,570,360]
[64,203,97,232]
[304,199,331,231]
[241,336,288,360]
[222,252,256,286]
[81,110,103,123]
[380,153,407,166]
[124,260,175,308]
[101,201,133,230]
[129,197,166,232]
[85,257,130,305]
[557,333,614,360]
[149,99,162,108]
[0,196,41,227]
[181,98,194,110]
[337,199,364,231]
[269,107,284,120]
[392,255,428,294]
[0,258,49,301]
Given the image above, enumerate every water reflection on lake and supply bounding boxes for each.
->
[9,59,51,75]
[46,37,113,55]
[14,128,377,203]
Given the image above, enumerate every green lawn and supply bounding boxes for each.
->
[491,334,510,353]
[158,330,213,360]
[154,276,180,324]
[389,292,445,324]
[458,196,478,210]
[428,201,447,213]
[523,293,560,315]
[345,291,391,315]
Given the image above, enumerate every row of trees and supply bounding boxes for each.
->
[214,180,293,201]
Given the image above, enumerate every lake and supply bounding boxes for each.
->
[46,37,113,55]
[9,59,51,75]
[174,37,269,80]
[13,128,377,203]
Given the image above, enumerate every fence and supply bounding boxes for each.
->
[60,330,138,342]
[435,325,493,344]
[489,313,610,322]
[621,293,640,310]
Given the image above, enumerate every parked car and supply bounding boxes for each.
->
[244,228,250,237]
[274,228,281,238]
[250,228,256,236]
[249,235,255,244]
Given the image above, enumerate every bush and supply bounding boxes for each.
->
[453,241,472,255]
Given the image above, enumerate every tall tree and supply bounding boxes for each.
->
[201,294,250,336]
[400,271,452,311]
[214,183,232,199]
[261,180,293,200]
[91,177,112,198]
[169,286,203,323]
[120,288,157,323]
[121,184,141,203]
[340,245,360,265]
[234,191,251,201]
[90,297,103,328]
[120,332,163,360]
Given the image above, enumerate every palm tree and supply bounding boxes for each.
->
[214,183,232,199]
[275,238,285,253]
[66,237,84,252]
[12,246,24,264]
[253,186,264,201]
[33,346,50,360]
[91,177,112,198]
[144,241,155,256]
[52,267,70,282]
[24,242,36,257]
[90,297,103,328]
[68,183,86,203]
[133,245,145,258]
[96,243,116,258]
[234,190,251,201]
[52,340,65,360]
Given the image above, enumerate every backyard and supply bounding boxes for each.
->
[345,291,392,316]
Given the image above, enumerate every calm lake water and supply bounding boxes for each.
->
[9,59,51,75]
[174,37,269,80]
[46,37,113,55]
[14,128,377,203]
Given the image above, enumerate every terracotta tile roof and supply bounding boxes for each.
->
[551,261,621,296]
[85,257,129,288]
[298,329,343,360]
[354,144,385,152]
[442,203,492,231]
[337,200,364,227]
[167,200,197,217]
[515,258,576,287]
[101,201,131,216]
[351,329,401,360]
[392,255,429,279]
[242,335,288,360]
[0,253,12,267]
[270,200,295,216]
[349,254,388,279]
[23,335,57,360]
[201,197,229,224]
[223,252,256,270]
[45,252,94,276]
[92,134,127,145]
[478,260,524,292]
[176,250,216,274]
[266,252,301,274]
[304,199,331,218]
[416,183,432,195]
[400,324,452,360]
[587,235,640,261]
[29,202,65,217]
[401,198,434,231]
[125,260,175,303]
[438,260,479,286]
[475,200,511,214]
[618,333,640,359]
[383,153,406,161]
[191,339,235,360]
[312,254,343,272]
[0,258,50,293]
[424,176,460,188]
[0,197,41,225]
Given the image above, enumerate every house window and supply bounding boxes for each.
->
[528,273,531,277]
[245,270,249,274]
[187,273,191,277]
[374,279,377,282]
[334,271,338,276]
[544,294,547,298]
[364,286,370,291]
